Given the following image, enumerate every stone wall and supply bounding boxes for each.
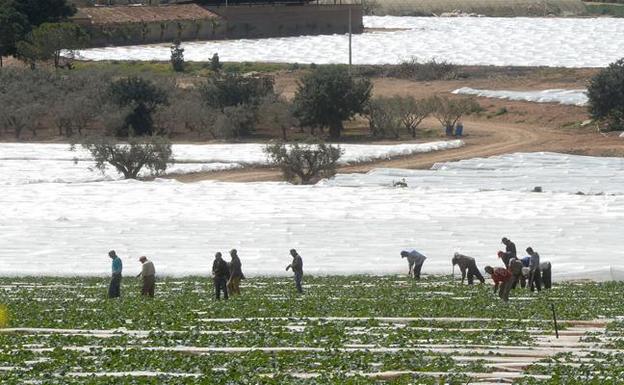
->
[209,4,363,39]
[76,4,363,47]
[85,18,226,46]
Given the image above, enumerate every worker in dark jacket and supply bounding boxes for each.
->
[227,249,244,296]
[526,247,542,292]
[500,237,517,268]
[286,249,303,293]
[212,252,230,300]
[509,257,525,290]
[540,261,552,289]
[452,252,485,285]
[484,265,513,302]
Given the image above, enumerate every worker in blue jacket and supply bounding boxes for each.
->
[108,250,123,299]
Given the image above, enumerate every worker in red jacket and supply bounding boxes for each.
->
[484,265,513,302]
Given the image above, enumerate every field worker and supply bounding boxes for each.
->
[540,261,552,289]
[400,249,427,279]
[509,257,525,290]
[108,250,122,299]
[455,121,464,137]
[212,252,230,300]
[452,252,485,285]
[286,249,304,294]
[136,256,156,298]
[500,237,517,268]
[526,247,542,292]
[484,265,513,302]
[227,249,244,296]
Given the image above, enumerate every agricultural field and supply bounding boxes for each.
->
[1,276,624,384]
[77,16,624,67]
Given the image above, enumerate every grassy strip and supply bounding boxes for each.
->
[585,2,624,17]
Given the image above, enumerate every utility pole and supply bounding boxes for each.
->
[348,6,352,75]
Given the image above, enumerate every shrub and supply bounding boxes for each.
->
[73,135,173,180]
[199,72,274,111]
[389,58,458,81]
[108,76,169,137]
[264,140,344,184]
[587,58,624,131]
[170,40,185,72]
[293,65,372,140]
[214,104,257,139]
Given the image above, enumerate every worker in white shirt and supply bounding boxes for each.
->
[137,256,156,298]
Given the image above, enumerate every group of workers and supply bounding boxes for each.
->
[106,248,304,300]
[107,237,550,302]
[402,237,552,302]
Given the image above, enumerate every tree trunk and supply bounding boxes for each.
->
[282,126,287,141]
[329,121,342,140]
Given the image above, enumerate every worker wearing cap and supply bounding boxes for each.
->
[137,256,156,298]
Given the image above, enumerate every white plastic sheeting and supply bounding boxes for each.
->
[77,16,624,68]
[0,141,463,185]
[1,151,623,280]
[452,87,588,106]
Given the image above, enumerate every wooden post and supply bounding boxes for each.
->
[551,303,559,339]
[348,6,352,75]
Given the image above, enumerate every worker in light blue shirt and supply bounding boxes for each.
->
[108,250,123,299]
[400,249,427,279]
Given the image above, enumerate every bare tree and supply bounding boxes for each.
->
[430,96,481,132]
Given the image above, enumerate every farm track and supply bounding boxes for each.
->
[170,119,622,183]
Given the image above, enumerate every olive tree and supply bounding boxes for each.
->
[264,140,344,185]
[72,135,173,180]
[108,76,169,137]
[430,96,480,133]
[587,58,624,131]
[365,97,403,139]
[293,66,372,140]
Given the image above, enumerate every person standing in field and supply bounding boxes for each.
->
[499,237,517,268]
[212,252,230,300]
[452,252,485,285]
[484,265,513,302]
[227,249,244,296]
[108,250,122,299]
[526,247,542,292]
[286,249,304,294]
[400,249,427,279]
[136,256,156,298]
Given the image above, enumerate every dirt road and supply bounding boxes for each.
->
[171,119,622,183]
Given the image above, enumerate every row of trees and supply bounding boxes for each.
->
[0,65,482,141]
[366,95,480,139]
